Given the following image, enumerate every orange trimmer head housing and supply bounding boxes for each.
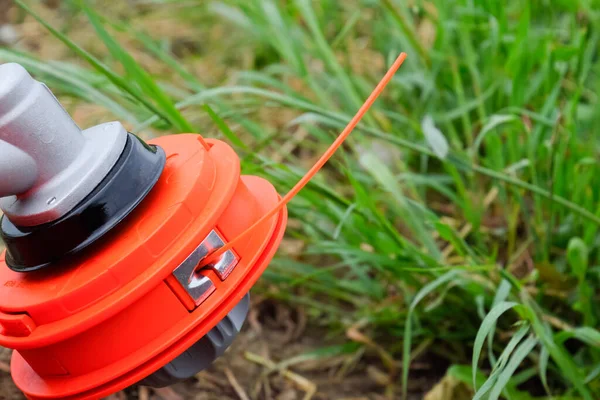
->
[0,54,406,399]
[0,63,287,399]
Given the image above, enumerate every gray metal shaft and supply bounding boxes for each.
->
[0,140,37,197]
[0,63,86,186]
[0,63,127,226]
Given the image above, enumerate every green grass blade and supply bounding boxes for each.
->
[402,270,460,400]
[488,280,514,366]
[526,310,593,399]
[539,346,551,395]
[473,323,531,400]
[202,104,248,149]
[295,0,373,121]
[360,152,442,259]
[472,301,521,389]
[488,335,539,400]
[79,2,194,133]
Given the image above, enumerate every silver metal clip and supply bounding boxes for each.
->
[172,230,239,306]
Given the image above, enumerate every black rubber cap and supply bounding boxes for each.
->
[1,133,166,272]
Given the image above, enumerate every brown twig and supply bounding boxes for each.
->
[138,386,150,400]
[0,360,10,373]
[224,367,251,400]
[245,351,316,400]
[346,325,396,378]
[542,314,573,331]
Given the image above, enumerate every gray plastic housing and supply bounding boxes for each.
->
[0,62,127,226]
[139,293,250,388]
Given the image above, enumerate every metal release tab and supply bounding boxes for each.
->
[172,230,238,306]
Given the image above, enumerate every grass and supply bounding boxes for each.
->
[2,0,600,398]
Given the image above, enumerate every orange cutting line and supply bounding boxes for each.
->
[205,52,407,265]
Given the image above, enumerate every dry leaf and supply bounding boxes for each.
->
[423,374,471,400]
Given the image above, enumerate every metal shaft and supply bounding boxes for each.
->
[0,140,37,197]
[0,63,127,226]
[0,63,86,194]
